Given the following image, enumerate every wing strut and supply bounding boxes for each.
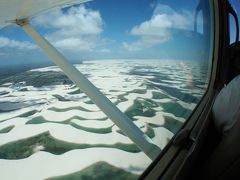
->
[15,19,161,160]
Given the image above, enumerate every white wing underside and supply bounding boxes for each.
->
[0,0,90,28]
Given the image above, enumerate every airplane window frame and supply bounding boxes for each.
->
[0,0,223,179]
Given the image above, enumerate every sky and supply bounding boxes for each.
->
[0,0,212,67]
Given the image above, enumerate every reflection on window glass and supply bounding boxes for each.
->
[0,0,213,179]
[229,0,240,43]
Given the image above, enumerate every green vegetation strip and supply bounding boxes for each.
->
[161,101,192,119]
[117,125,155,139]
[47,161,138,180]
[0,125,14,133]
[26,116,110,134]
[48,106,94,112]
[152,91,170,99]
[147,115,183,134]
[0,132,140,159]
[26,115,107,125]
[0,110,39,123]
[162,115,183,134]
[125,99,158,120]
[70,122,113,134]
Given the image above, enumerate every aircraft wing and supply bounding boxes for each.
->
[0,0,91,28]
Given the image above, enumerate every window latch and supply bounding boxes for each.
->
[173,129,194,149]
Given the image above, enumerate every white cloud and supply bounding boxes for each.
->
[0,36,36,50]
[100,48,110,53]
[34,5,103,52]
[123,4,192,51]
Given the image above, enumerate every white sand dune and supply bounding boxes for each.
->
[71,118,113,129]
[0,106,41,122]
[134,112,166,126]
[0,148,151,180]
[0,117,29,130]
[39,109,107,122]
[152,127,174,149]
[117,100,135,112]
[0,123,133,146]
[0,59,207,179]
[47,101,100,112]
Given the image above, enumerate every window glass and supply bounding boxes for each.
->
[0,0,213,179]
[229,0,240,44]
